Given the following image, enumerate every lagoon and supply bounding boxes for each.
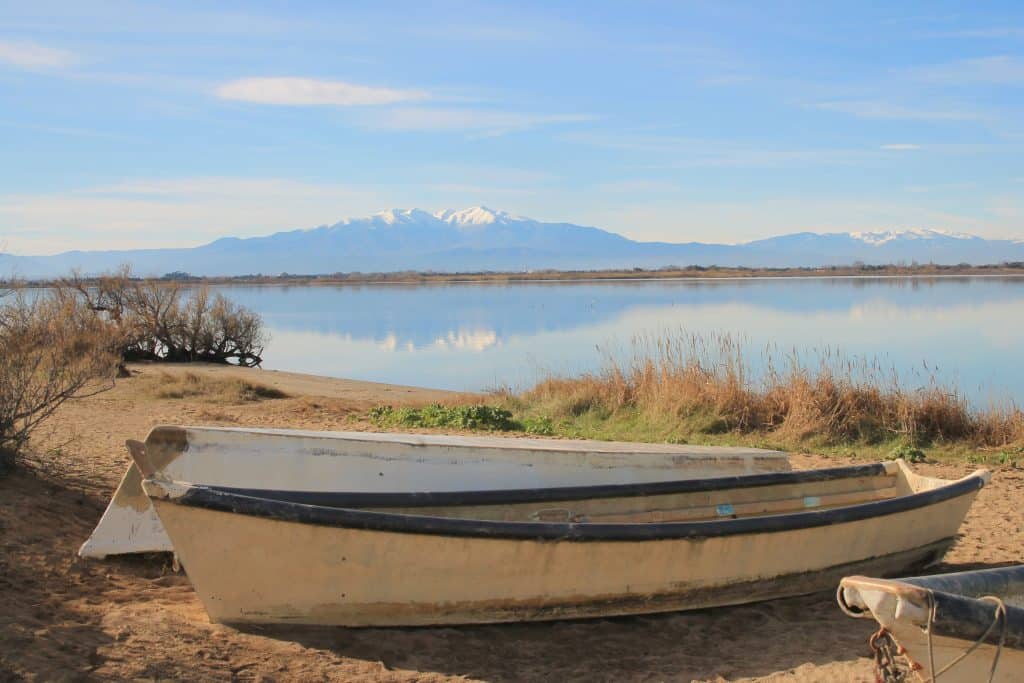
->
[217,276,1024,404]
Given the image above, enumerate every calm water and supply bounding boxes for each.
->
[216,277,1024,404]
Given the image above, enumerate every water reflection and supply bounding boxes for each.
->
[216,277,1024,401]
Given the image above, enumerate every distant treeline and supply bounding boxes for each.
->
[8,261,1024,288]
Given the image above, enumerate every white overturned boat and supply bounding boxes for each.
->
[839,565,1024,682]
[80,425,789,558]
[141,459,986,626]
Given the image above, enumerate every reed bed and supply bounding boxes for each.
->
[518,332,1024,450]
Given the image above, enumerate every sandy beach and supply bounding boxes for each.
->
[2,363,1020,682]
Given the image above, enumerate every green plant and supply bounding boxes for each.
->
[521,415,555,436]
[889,442,927,463]
[370,403,518,431]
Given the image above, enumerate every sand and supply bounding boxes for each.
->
[1,363,1020,682]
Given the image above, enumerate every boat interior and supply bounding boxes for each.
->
[206,460,946,524]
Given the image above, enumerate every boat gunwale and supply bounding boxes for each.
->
[161,424,788,456]
[206,462,890,508]
[149,467,988,542]
[840,572,1024,651]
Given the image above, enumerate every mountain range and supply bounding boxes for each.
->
[4,206,1023,278]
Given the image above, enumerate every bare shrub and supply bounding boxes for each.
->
[62,269,266,367]
[0,290,120,468]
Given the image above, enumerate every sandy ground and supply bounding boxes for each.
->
[1,363,1021,682]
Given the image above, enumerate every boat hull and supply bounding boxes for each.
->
[148,467,983,626]
[80,425,789,558]
[839,567,1024,682]
[870,630,1023,683]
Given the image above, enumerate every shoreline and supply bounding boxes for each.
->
[11,263,1024,289]
[1,362,1020,681]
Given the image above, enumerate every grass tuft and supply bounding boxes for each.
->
[146,371,288,403]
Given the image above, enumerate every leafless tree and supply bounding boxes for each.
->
[60,269,265,367]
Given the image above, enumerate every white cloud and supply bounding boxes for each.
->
[0,39,77,70]
[215,77,429,106]
[880,144,922,150]
[366,107,594,136]
[815,100,982,121]
[907,56,1024,85]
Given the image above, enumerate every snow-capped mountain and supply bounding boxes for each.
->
[848,228,976,246]
[3,207,1022,278]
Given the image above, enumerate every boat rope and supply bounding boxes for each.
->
[922,589,1007,682]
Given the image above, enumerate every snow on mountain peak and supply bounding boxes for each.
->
[370,208,436,225]
[340,206,527,229]
[434,206,521,226]
[849,227,975,246]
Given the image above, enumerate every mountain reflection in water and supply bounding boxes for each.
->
[212,277,1024,402]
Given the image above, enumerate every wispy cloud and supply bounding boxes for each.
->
[0,177,390,254]
[594,179,682,194]
[562,132,877,168]
[880,143,922,150]
[0,118,136,141]
[815,99,983,121]
[403,24,543,42]
[905,56,1024,85]
[0,39,77,70]
[215,77,430,106]
[366,107,594,136]
[578,196,1023,244]
[634,41,752,86]
[925,27,1024,39]
[905,181,977,194]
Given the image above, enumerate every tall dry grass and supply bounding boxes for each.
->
[522,332,1024,448]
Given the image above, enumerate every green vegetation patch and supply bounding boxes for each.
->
[370,403,555,435]
[889,442,927,463]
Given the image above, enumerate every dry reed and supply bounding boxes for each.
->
[522,332,1024,448]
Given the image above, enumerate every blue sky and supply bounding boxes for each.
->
[1,1,1023,254]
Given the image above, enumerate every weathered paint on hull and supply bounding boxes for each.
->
[79,461,168,558]
[80,425,790,558]
[148,479,980,627]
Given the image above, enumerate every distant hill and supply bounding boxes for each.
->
[4,206,1023,278]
